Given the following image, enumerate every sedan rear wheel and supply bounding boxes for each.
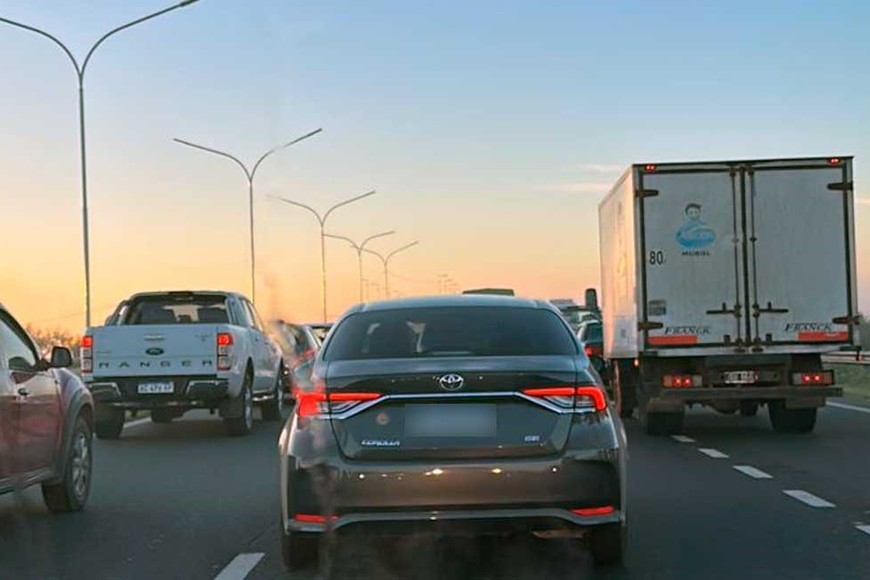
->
[280,523,319,572]
[589,523,625,566]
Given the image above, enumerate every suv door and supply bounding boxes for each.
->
[0,312,61,474]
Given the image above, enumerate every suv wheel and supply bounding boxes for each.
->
[42,416,93,513]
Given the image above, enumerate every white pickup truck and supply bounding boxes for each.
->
[83,291,284,439]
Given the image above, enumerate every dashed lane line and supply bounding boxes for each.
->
[733,465,773,479]
[671,435,695,443]
[698,448,729,459]
[214,553,265,580]
[782,490,835,508]
[827,401,870,415]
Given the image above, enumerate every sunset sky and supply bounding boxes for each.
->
[2,0,869,332]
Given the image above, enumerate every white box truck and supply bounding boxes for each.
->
[599,156,856,434]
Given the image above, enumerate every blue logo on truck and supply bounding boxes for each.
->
[676,203,716,249]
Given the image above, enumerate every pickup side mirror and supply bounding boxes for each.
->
[50,346,73,369]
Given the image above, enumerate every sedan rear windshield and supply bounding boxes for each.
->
[324,306,578,360]
[121,295,229,325]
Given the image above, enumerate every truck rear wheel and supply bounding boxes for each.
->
[769,402,816,433]
[642,409,684,436]
[739,401,759,417]
[613,361,637,419]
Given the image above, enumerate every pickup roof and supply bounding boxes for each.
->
[83,291,284,439]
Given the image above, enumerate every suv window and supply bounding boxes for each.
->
[0,313,38,372]
[325,306,578,361]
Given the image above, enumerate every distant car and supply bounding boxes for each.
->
[269,321,321,400]
[577,320,604,358]
[0,304,94,513]
[305,323,333,344]
[279,295,627,572]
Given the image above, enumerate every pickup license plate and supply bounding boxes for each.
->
[723,371,758,385]
[405,404,497,438]
[138,381,174,394]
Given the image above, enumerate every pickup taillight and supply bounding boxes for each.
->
[217,332,234,371]
[80,335,93,373]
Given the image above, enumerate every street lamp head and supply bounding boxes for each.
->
[179,0,200,6]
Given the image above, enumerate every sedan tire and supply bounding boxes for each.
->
[280,524,319,572]
[588,523,625,566]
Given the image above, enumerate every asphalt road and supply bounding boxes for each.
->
[2,403,870,579]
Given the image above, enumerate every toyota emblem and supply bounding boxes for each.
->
[438,373,465,391]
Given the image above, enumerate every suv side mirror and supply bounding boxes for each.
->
[50,346,73,368]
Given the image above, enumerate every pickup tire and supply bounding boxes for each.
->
[769,401,816,433]
[225,370,254,437]
[95,408,125,440]
[261,372,284,422]
[588,523,625,566]
[42,416,92,513]
[151,409,177,424]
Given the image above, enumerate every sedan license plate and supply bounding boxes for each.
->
[138,381,174,394]
[405,404,497,438]
[723,371,758,385]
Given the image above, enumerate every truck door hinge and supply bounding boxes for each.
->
[635,189,659,199]
[638,321,664,331]
[832,315,861,325]
[827,181,853,192]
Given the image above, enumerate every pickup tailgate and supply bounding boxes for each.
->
[90,324,219,377]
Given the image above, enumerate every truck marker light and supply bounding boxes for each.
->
[828,157,841,165]
[644,164,657,172]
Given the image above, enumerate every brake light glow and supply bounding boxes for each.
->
[217,332,234,371]
[296,391,382,417]
[572,506,615,517]
[793,371,833,386]
[828,157,841,165]
[644,164,657,172]
[293,514,337,524]
[80,335,93,373]
[584,344,603,357]
[663,374,703,388]
[521,385,607,412]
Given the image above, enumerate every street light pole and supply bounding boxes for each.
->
[363,241,420,299]
[324,231,395,303]
[173,128,322,304]
[270,191,376,321]
[0,0,201,328]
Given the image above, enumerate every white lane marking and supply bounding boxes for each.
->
[214,553,265,580]
[783,490,835,508]
[827,401,870,415]
[857,525,870,537]
[124,418,151,429]
[698,448,729,459]
[671,435,695,443]
[733,465,773,479]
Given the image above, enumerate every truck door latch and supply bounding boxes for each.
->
[753,302,789,317]
[706,303,741,317]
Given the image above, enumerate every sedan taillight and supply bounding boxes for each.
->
[297,390,382,418]
[521,385,606,412]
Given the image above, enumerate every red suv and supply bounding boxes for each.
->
[0,305,95,512]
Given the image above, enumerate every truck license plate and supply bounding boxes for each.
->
[138,381,174,394]
[723,371,757,385]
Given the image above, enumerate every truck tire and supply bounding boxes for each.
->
[642,409,684,436]
[225,371,254,437]
[588,523,625,566]
[94,408,125,440]
[281,522,319,572]
[261,373,284,422]
[42,416,92,513]
[769,402,816,433]
[613,361,637,419]
[739,401,759,417]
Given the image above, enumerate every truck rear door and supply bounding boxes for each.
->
[747,158,856,346]
[638,165,747,348]
[91,325,218,379]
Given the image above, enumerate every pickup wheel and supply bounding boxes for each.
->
[281,522,319,572]
[42,416,92,513]
[151,409,177,424]
[769,401,816,433]
[94,408,125,440]
[261,373,284,422]
[588,523,626,566]
[225,371,254,437]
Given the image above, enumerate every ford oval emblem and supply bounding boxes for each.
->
[146,347,164,356]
